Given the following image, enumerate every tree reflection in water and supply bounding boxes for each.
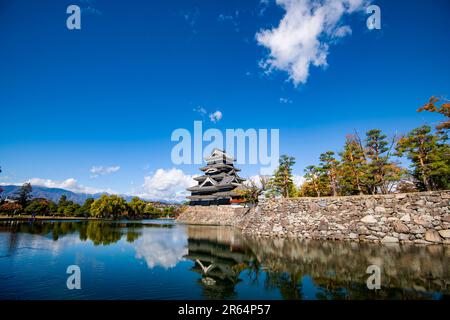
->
[0,220,156,252]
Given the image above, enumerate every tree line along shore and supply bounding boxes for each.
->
[0,189,179,219]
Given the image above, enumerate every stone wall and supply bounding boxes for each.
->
[177,191,450,244]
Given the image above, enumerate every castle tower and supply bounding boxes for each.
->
[187,149,245,206]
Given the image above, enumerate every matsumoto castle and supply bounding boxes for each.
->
[187,149,246,206]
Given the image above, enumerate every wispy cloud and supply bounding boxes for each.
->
[90,165,120,178]
[218,11,240,32]
[279,97,293,104]
[209,110,223,123]
[256,0,368,86]
[194,106,223,123]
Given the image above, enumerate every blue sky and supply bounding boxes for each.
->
[1,0,449,201]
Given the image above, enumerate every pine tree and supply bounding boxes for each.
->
[15,183,32,207]
[338,135,365,195]
[319,151,340,196]
[396,125,450,191]
[359,129,402,194]
[272,155,296,198]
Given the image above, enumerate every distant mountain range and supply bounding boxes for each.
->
[0,185,114,204]
[0,185,179,206]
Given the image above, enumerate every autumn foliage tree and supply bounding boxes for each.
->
[0,202,23,215]
[300,165,329,197]
[418,96,450,132]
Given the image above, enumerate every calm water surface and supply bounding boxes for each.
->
[0,219,449,300]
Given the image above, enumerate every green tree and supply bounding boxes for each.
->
[128,197,146,217]
[338,135,366,195]
[271,155,296,198]
[76,198,94,216]
[25,199,55,216]
[63,203,81,216]
[319,151,340,196]
[359,129,402,194]
[15,183,32,207]
[396,125,450,191]
[144,203,157,215]
[48,201,58,214]
[57,195,74,215]
[90,194,128,218]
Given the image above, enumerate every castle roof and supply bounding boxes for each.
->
[204,148,235,164]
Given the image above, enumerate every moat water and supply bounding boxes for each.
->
[0,219,448,300]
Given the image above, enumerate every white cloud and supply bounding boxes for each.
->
[279,97,293,104]
[23,178,115,194]
[137,168,197,203]
[209,110,223,123]
[292,175,306,188]
[256,0,367,86]
[90,165,120,178]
